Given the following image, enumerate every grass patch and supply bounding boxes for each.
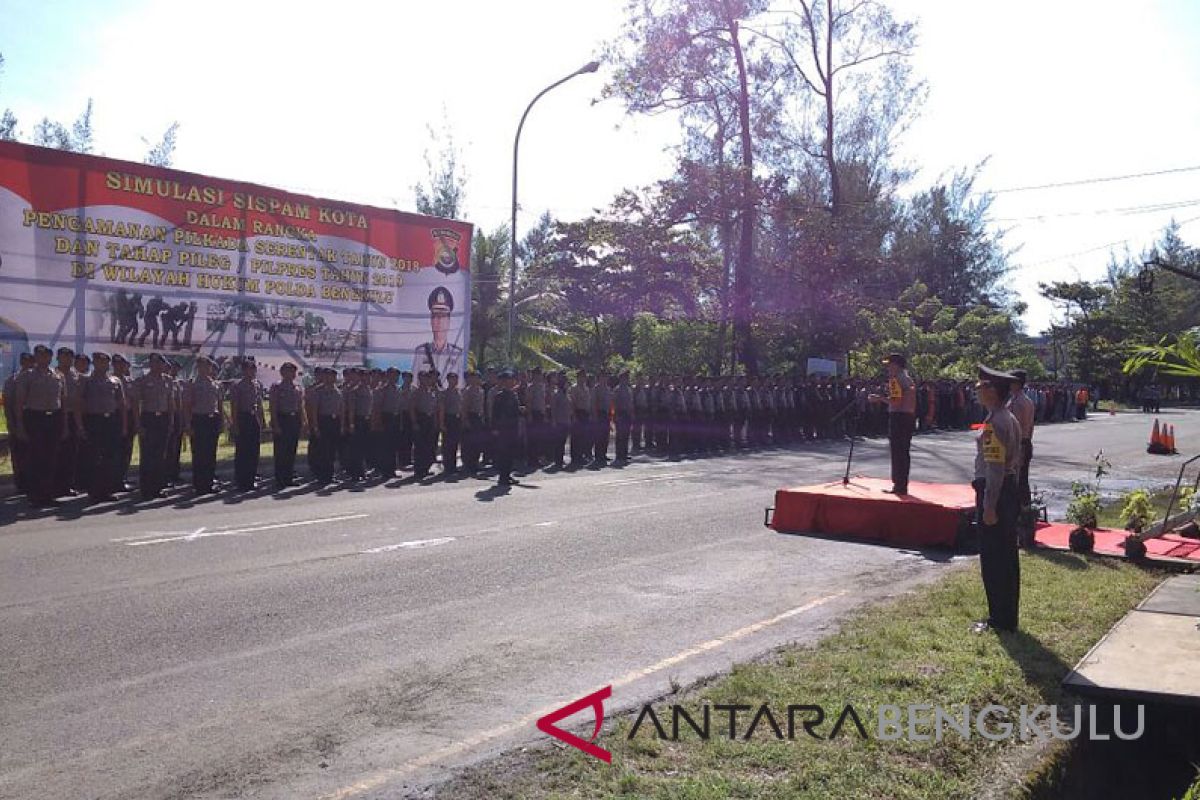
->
[438,552,1162,800]
[1096,487,1186,530]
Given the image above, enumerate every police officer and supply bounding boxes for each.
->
[76,351,126,502]
[112,353,137,491]
[342,368,371,480]
[373,367,403,477]
[549,371,571,469]
[491,369,523,486]
[527,367,548,468]
[54,346,81,497]
[411,370,439,478]
[4,352,33,496]
[568,369,591,469]
[460,371,486,473]
[592,371,613,465]
[1008,369,1036,510]
[874,353,916,495]
[135,352,176,500]
[438,372,463,475]
[613,371,634,462]
[14,345,67,507]
[270,362,305,488]
[185,356,224,494]
[973,364,1024,634]
[230,358,265,491]
[164,359,185,486]
[306,367,343,485]
[396,370,415,469]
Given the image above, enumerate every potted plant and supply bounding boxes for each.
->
[1066,483,1100,553]
[1119,489,1154,534]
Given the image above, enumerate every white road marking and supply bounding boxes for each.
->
[321,590,847,799]
[533,521,558,527]
[115,514,370,546]
[600,472,693,486]
[360,537,455,554]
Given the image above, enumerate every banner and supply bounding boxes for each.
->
[0,141,472,382]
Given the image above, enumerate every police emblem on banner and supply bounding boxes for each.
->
[432,228,462,275]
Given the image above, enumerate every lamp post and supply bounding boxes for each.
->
[508,60,600,363]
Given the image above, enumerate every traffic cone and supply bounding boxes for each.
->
[1167,425,1178,454]
[1148,419,1168,454]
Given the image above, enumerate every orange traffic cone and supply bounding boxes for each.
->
[1167,425,1178,454]
[1148,419,1169,454]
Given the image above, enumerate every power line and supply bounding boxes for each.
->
[989,164,1200,195]
[1014,213,1200,271]
[994,197,1200,223]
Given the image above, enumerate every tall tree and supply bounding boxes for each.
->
[0,53,17,141]
[606,0,772,373]
[143,122,180,167]
[412,116,467,220]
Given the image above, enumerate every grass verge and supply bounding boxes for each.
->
[437,551,1162,800]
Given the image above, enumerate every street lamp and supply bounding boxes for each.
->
[508,60,601,363]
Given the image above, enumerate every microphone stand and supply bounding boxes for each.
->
[827,395,869,490]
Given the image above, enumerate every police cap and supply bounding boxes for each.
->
[882,353,906,368]
[428,286,453,313]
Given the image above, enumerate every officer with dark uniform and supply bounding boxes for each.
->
[14,345,67,507]
[872,353,916,495]
[460,371,486,473]
[344,367,373,480]
[491,369,523,486]
[270,362,305,488]
[373,367,403,477]
[135,352,176,500]
[411,370,439,478]
[184,355,224,494]
[112,353,137,491]
[438,372,463,474]
[592,371,612,465]
[549,371,571,468]
[613,371,634,462]
[397,371,415,469]
[4,352,33,496]
[76,351,126,502]
[229,358,265,491]
[973,364,1024,634]
[568,370,591,469]
[307,367,343,485]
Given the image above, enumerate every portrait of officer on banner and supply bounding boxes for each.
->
[430,228,462,276]
[411,286,462,385]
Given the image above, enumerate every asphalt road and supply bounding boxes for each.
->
[1,409,1194,800]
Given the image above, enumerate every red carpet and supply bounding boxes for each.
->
[769,476,974,548]
[1034,522,1200,562]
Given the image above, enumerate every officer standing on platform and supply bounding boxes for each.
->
[438,372,463,475]
[1008,369,1036,510]
[270,362,305,488]
[184,356,224,494]
[972,364,1023,634]
[135,352,175,500]
[4,352,33,496]
[874,353,916,495]
[491,369,523,486]
[229,358,265,491]
[14,345,67,507]
[307,367,343,485]
[76,351,126,502]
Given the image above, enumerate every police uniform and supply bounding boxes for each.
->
[186,361,224,493]
[613,378,634,461]
[396,374,415,469]
[230,369,264,491]
[527,374,548,466]
[411,376,439,478]
[374,372,403,476]
[54,350,81,497]
[270,368,304,487]
[882,354,917,494]
[78,356,126,500]
[491,371,522,485]
[974,364,1024,632]
[114,355,137,490]
[460,379,486,472]
[164,364,185,486]
[569,376,591,467]
[345,373,373,480]
[4,359,32,495]
[15,351,66,506]
[411,287,463,386]
[592,379,613,463]
[135,357,175,499]
[438,379,463,474]
[307,369,343,484]
[549,380,571,468]
[1007,369,1036,509]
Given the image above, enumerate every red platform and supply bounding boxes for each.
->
[769,476,974,548]
[1033,522,1200,563]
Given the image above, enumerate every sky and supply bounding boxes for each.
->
[2,0,1198,336]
